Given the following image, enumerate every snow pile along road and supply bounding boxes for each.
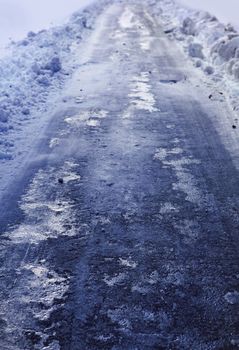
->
[153,0,239,113]
[0,0,108,170]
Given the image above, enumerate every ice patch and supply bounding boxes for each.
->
[122,109,132,119]
[0,159,83,346]
[103,272,127,287]
[131,284,149,294]
[129,72,158,113]
[63,172,81,183]
[147,270,159,285]
[49,137,60,149]
[22,264,67,307]
[174,219,200,244]
[154,146,203,204]
[86,118,100,127]
[6,160,80,244]
[159,202,179,214]
[143,311,155,321]
[97,215,111,225]
[119,8,135,29]
[188,43,204,59]
[169,158,202,204]
[119,257,137,268]
[107,308,131,330]
[166,123,175,129]
[65,109,108,128]
[165,271,184,286]
[112,30,125,40]
[94,334,114,342]
[65,114,88,127]
[154,147,182,161]
[224,291,239,304]
[138,24,152,51]
[0,258,69,349]
[153,148,168,161]
[140,39,152,51]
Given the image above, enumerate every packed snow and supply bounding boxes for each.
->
[151,0,239,114]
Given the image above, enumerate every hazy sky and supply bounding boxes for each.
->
[0,0,93,47]
[0,0,238,51]
[180,0,239,27]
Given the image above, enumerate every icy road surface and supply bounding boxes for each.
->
[0,2,239,350]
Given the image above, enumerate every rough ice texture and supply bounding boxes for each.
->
[231,61,239,80]
[45,56,62,74]
[188,43,204,59]
[204,65,214,75]
[0,108,9,123]
[181,17,196,36]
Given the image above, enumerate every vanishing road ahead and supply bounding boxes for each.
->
[0,2,239,350]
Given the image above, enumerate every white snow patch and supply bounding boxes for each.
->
[49,137,60,149]
[0,258,69,349]
[159,202,179,214]
[138,22,152,51]
[140,36,153,51]
[129,72,158,112]
[154,146,204,204]
[174,219,200,244]
[103,272,127,287]
[154,147,182,161]
[153,148,168,161]
[170,158,202,204]
[147,270,159,285]
[119,8,135,29]
[6,160,80,243]
[0,158,83,347]
[65,109,108,128]
[131,284,149,294]
[119,257,137,268]
[65,113,88,127]
[63,172,81,183]
[94,334,114,342]
[143,311,155,321]
[86,118,100,127]
[224,291,239,304]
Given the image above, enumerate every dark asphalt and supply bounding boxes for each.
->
[0,3,239,350]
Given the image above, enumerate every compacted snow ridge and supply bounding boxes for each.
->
[151,0,239,116]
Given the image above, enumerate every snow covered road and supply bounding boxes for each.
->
[0,1,239,349]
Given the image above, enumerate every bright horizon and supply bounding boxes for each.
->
[180,0,239,28]
[0,0,94,48]
[0,0,238,51]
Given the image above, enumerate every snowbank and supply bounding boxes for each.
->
[0,0,95,53]
[179,0,239,31]
[153,0,239,112]
[0,0,108,164]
